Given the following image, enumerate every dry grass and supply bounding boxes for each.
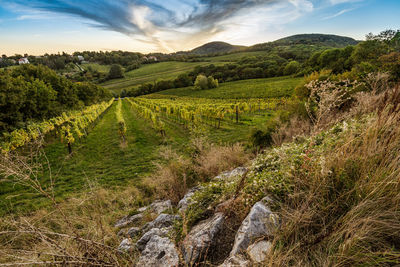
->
[264,86,400,266]
[271,116,312,146]
[194,142,250,181]
[145,141,250,205]
[0,144,148,266]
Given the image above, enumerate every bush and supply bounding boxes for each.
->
[194,74,219,90]
[108,64,124,79]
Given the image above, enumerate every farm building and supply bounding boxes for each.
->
[18,58,29,65]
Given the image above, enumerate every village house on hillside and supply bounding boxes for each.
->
[18,58,29,65]
[77,55,84,62]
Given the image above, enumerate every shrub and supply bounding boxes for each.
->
[108,64,124,79]
[194,75,219,90]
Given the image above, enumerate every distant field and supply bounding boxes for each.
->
[101,61,224,93]
[201,51,271,62]
[149,76,303,99]
[81,63,111,73]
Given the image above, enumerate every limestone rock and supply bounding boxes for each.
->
[114,213,143,228]
[247,240,272,263]
[127,227,141,238]
[219,255,250,267]
[178,186,202,213]
[142,214,181,233]
[118,238,132,253]
[136,227,171,252]
[215,167,248,181]
[149,200,172,215]
[182,212,225,265]
[137,235,179,267]
[230,196,278,256]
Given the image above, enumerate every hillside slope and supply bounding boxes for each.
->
[189,41,246,55]
[250,33,358,50]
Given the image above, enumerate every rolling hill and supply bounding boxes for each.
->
[250,33,359,50]
[188,41,246,55]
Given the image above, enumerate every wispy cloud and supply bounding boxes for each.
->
[322,8,354,20]
[329,0,363,5]
[2,0,315,52]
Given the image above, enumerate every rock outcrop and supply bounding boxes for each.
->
[229,196,278,256]
[114,167,281,266]
[137,235,180,267]
[182,212,225,265]
[247,240,272,263]
[142,214,181,233]
[177,186,202,213]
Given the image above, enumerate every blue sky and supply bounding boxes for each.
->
[0,0,399,55]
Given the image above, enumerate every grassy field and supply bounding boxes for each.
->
[200,51,271,62]
[0,100,191,215]
[0,76,300,214]
[147,76,303,99]
[101,61,224,93]
[81,62,111,73]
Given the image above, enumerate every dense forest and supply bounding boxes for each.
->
[0,65,111,132]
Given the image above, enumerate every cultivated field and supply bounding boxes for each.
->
[0,76,302,215]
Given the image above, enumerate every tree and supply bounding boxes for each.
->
[284,61,300,75]
[207,76,219,89]
[194,74,209,90]
[108,64,124,79]
[194,75,218,90]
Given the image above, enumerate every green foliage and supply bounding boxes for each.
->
[158,76,302,99]
[250,120,278,148]
[108,64,124,80]
[194,74,218,90]
[0,65,111,132]
[284,61,300,75]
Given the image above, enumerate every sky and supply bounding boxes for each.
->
[0,0,399,55]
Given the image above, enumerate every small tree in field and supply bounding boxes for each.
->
[108,64,124,79]
[194,74,218,90]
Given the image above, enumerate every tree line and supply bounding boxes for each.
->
[123,30,400,97]
[0,64,112,132]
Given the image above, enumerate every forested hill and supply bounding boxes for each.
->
[185,34,358,55]
[189,41,246,55]
[249,34,359,50]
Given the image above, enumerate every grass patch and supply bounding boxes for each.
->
[101,61,226,93]
[152,76,303,99]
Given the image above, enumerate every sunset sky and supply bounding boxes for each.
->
[0,0,399,55]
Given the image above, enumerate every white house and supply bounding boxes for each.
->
[18,58,30,65]
[148,56,158,61]
[77,55,85,62]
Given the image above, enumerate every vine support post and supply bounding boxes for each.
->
[236,105,239,123]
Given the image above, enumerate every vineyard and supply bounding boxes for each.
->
[0,99,114,154]
[0,76,300,214]
[128,97,285,132]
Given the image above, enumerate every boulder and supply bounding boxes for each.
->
[127,227,141,238]
[230,196,278,256]
[247,240,272,263]
[114,213,143,229]
[182,212,225,265]
[118,238,132,253]
[142,214,181,233]
[136,227,171,252]
[137,235,179,267]
[149,200,172,215]
[178,186,202,213]
[215,167,248,181]
[219,255,250,267]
